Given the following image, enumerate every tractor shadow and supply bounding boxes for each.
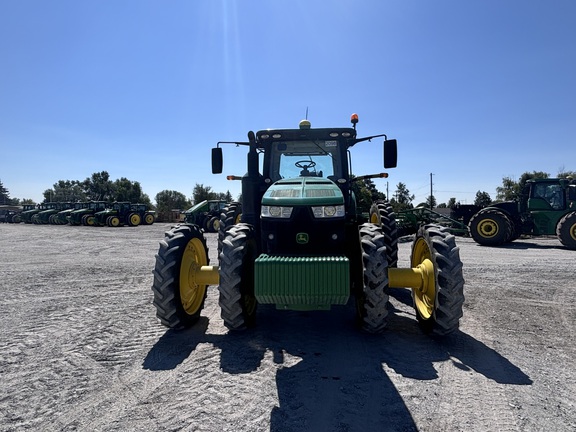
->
[144,300,531,431]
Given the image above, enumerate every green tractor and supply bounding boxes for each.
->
[8,204,35,223]
[51,202,87,225]
[68,201,108,226]
[468,177,576,249]
[131,203,156,225]
[151,115,465,336]
[20,204,46,224]
[183,200,230,232]
[32,202,75,224]
[93,201,141,227]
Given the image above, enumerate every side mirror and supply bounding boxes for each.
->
[212,147,223,174]
[384,139,397,169]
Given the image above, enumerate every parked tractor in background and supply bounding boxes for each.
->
[468,177,576,249]
[20,204,47,224]
[7,204,35,223]
[68,201,108,226]
[93,201,141,227]
[152,114,465,336]
[51,202,87,225]
[131,203,156,225]
[32,202,74,224]
[183,200,230,232]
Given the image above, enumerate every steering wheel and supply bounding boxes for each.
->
[295,160,317,170]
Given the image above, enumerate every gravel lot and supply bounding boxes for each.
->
[0,222,575,431]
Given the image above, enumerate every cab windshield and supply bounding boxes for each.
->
[269,139,343,181]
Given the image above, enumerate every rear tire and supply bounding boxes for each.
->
[128,213,141,227]
[356,223,389,334]
[557,211,576,250]
[411,224,465,336]
[143,213,155,225]
[152,224,209,328]
[218,223,258,331]
[369,200,399,267]
[468,208,512,246]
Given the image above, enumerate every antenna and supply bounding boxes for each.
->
[305,107,309,120]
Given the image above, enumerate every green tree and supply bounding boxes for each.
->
[83,171,114,201]
[192,183,218,203]
[155,190,191,214]
[446,197,457,208]
[474,191,492,207]
[113,177,150,205]
[426,195,437,209]
[390,182,414,212]
[558,170,576,179]
[496,171,550,202]
[43,180,86,202]
[0,179,11,205]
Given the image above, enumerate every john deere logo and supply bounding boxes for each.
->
[296,233,309,244]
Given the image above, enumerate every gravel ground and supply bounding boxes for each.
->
[0,222,575,431]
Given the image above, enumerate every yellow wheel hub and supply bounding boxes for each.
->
[410,237,436,320]
[180,238,209,315]
[570,223,576,241]
[370,212,380,224]
[477,218,498,238]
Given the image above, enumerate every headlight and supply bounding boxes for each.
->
[262,205,293,218]
[312,205,345,218]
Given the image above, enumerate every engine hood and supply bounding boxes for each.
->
[261,177,344,206]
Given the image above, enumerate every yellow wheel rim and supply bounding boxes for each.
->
[570,222,576,241]
[370,212,380,224]
[234,213,242,224]
[111,217,120,227]
[411,237,436,320]
[179,238,208,315]
[145,214,154,224]
[477,218,498,238]
[130,214,141,225]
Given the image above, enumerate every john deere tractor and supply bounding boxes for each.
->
[152,115,465,336]
[468,177,576,249]
[183,200,230,232]
[93,202,141,227]
[68,201,108,226]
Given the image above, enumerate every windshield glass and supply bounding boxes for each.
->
[269,140,342,181]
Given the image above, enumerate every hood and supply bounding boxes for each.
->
[262,177,344,206]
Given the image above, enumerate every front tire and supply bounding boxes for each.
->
[411,224,465,336]
[356,223,390,334]
[468,208,512,246]
[557,211,576,250]
[152,224,209,328]
[218,202,243,254]
[218,223,258,331]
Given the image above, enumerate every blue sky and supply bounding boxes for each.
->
[1,1,574,206]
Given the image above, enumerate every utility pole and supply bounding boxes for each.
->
[430,173,434,210]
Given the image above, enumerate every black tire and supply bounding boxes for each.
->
[128,212,141,227]
[143,213,155,225]
[468,208,512,246]
[207,216,220,233]
[411,224,465,336]
[83,214,95,226]
[218,202,243,255]
[556,211,576,250]
[218,223,258,331]
[152,224,209,329]
[369,200,399,268]
[356,223,390,334]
